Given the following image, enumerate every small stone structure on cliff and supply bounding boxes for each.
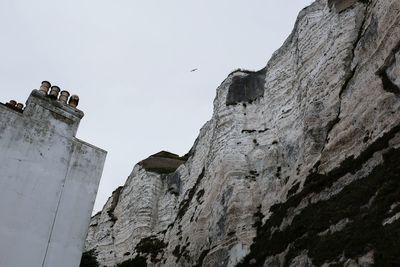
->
[0,83,107,267]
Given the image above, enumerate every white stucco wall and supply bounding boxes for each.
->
[0,90,106,267]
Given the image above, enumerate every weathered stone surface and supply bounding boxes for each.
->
[84,0,400,266]
[328,0,358,12]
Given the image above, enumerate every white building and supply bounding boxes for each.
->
[0,83,107,267]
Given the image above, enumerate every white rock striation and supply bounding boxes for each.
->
[85,0,400,266]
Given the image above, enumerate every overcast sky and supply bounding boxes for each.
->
[0,0,312,213]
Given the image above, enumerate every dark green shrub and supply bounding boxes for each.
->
[117,256,147,267]
[79,249,99,267]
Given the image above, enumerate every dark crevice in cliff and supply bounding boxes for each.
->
[253,205,265,229]
[193,248,211,267]
[287,182,301,198]
[378,71,400,95]
[294,34,301,71]
[237,125,400,266]
[105,187,123,265]
[321,63,357,151]
[174,168,205,222]
[108,186,123,223]
[376,40,400,95]
[163,172,182,196]
[172,243,190,263]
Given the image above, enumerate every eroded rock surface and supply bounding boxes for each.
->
[84,0,400,266]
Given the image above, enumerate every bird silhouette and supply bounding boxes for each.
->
[190,68,198,72]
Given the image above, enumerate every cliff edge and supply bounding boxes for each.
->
[85,0,400,266]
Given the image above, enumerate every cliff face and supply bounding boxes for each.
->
[85,0,400,266]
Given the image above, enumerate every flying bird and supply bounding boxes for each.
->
[190,68,198,72]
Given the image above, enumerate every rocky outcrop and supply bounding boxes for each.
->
[138,151,188,175]
[84,0,400,266]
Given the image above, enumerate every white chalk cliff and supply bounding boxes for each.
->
[84,0,400,266]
